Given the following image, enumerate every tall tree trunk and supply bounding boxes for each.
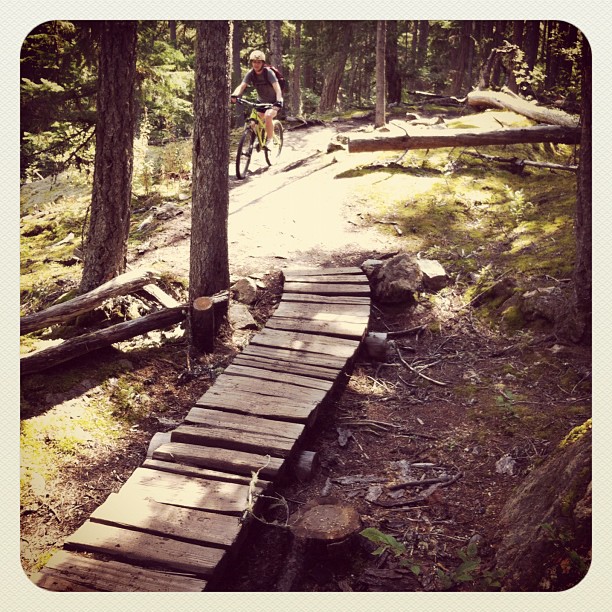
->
[416,20,429,69]
[385,20,401,104]
[375,20,386,128]
[190,21,232,337]
[231,20,243,127]
[570,37,591,343]
[317,22,352,113]
[451,21,472,96]
[80,21,137,294]
[267,20,282,69]
[291,20,303,116]
[524,20,540,72]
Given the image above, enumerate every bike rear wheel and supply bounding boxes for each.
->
[264,120,284,166]
[236,129,255,179]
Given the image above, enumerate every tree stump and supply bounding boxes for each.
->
[276,497,361,591]
[190,296,215,352]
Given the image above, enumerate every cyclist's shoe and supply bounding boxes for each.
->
[265,138,274,150]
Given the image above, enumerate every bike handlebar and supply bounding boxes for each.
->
[232,97,276,112]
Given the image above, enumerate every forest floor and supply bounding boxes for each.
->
[19,109,592,593]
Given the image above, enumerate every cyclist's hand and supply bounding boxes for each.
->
[230,96,237,104]
[273,100,283,108]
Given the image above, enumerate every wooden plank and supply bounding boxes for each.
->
[282,266,364,277]
[35,550,208,592]
[272,300,371,320]
[281,292,371,305]
[266,317,367,340]
[120,467,255,514]
[205,373,329,404]
[283,281,370,296]
[195,392,316,422]
[233,352,341,381]
[90,492,242,548]
[239,344,348,371]
[223,363,334,391]
[142,458,271,489]
[251,327,360,358]
[152,443,285,479]
[282,273,369,285]
[64,520,225,577]
[185,406,305,439]
[32,571,98,592]
[172,420,302,458]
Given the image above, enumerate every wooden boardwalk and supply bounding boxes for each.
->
[32,267,371,592]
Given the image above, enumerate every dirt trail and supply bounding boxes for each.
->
[133,123,410,277]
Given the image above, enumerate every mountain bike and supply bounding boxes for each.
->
[234,97,284,179]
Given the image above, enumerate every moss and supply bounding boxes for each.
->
[559,419,592,449]
[501,305,525,330]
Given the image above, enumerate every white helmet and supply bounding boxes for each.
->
[249,50,266,62]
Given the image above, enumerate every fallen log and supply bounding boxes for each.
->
[464,151,578,173]
[20,306,186,376]
[466,89,579,128]
[20,269,160,335]
[347,124,580,153]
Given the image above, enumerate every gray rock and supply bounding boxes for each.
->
[371,253,422,304]
[230,302,258,330]
[417,258,448,292]
[231,277,258,304]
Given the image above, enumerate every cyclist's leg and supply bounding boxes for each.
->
[264,107,278,144]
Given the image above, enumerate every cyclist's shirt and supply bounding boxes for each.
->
[242,68,278,104]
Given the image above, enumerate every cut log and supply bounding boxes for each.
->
[466,89,579,128]
[347,124,580,153]
[20,306,185,376]
[20,268,160,335]
[191,296,215,353]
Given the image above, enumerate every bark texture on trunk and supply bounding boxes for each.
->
[80,21,137,294]
[190,21,232,328]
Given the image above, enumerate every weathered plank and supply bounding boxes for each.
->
[64,521,225,577]
[34,550,207,592]
[222,363,334,391]
[272,300,371,320]
[283,281,370,296]
[195,391,317,422]
[233,351,341,381]
[90,492,243,548]
[281,292,371,305]
[152,443,285,479]
[282,273,369,285]
[120,467,255,514]
[239,344,348,371]
[142,458,271,489]
[173,418,303,458]
[32,571,98,592]
[205,374,329,404]
[266,317,368,340]
[282,267,364,277]
[251,327,360,358]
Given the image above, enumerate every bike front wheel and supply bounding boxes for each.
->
[264,120,284,166]
[236,129,255,179]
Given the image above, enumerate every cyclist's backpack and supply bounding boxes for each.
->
[264,64,288,93]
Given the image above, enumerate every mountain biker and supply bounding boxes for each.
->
[231,50,283,149]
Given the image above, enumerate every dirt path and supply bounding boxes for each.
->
[133,123,407,277]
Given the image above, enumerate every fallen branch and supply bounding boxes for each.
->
[464,151,577,173]
[388,472,463,492]
[348,124,580,153]
[20,306,186,376]
[20,269,160,335]
[395,344,448,387]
